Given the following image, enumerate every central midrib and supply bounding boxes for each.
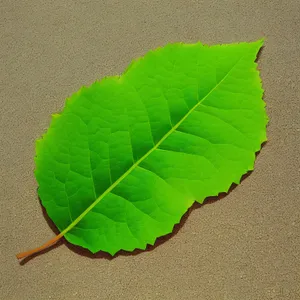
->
[60,55,243,237]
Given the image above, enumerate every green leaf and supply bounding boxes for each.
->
[34,39,267,256]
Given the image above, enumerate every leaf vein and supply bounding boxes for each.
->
[58,50,250,237]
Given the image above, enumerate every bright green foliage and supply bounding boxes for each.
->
[35,40,268,255]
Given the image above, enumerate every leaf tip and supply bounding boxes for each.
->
[254,37,266,51]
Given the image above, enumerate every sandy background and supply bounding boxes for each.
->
[1,1,300,299]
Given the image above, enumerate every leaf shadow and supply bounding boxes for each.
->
[20,142,267,265]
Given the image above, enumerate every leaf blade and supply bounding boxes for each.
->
[34,39,267,255]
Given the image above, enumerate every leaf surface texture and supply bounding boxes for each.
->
[35,40,268,255]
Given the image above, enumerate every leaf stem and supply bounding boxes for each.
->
[16,233,64,260]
